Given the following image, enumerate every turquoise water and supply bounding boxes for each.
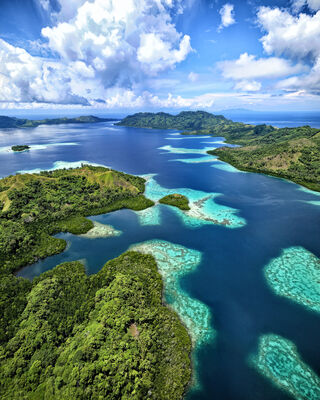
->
[264,247,320,313]
[251,334,320,400]
[0,121,319,400]
[138,175,246,228]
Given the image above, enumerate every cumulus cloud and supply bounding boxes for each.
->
[0,0,192,107]
[257,6,320,94]
[218,53,305,80]
[257,7,320,60]
[218,4,235,32]
[0,39,88,105]
[105,91,216,109]
[277,57,320,94]
[234,80,261,92]
[42,0,192,86]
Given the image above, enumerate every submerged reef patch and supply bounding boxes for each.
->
[130,240,215,389]
[79,221,121,239]
[264,247,320,313]
[211,162,246,173]
[165,136,211,140]
[159,144,214,155]
[130,240,215,347]
[298,186,320,207]
[135,204,161,225]
[251,334,320,400]
[137,175,245,228]
[172,155,218,164]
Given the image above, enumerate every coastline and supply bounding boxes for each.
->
[209,149,320,193]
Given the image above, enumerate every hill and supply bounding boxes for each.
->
[208,127,320,192]
[0,115,113,129]
[0,252,191,400]
[117,111,232,130]
[119,111,320,192]
[0,165,191,399]
[0,165,153,274]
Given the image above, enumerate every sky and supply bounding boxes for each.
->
[0,0,320,113]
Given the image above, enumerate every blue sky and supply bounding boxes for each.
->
[0,0,319,112]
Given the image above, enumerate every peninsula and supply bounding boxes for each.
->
[119,111,320,192]
[0,115,114,129]
[0,165,191,399]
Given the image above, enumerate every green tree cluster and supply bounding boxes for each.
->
[11,145,30,152]
[209,129,320,192]
[0,165,153,274]
[159,194,190,211]
[0,252,191,399]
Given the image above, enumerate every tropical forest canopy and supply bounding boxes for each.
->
[0,166,191,399]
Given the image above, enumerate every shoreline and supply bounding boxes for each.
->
[209,150,320,193]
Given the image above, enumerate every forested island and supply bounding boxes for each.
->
[159,194,190,211]
[11,145,30,152]
[0,165,191,399]
[0,115,113,129]
[119,111,320,192]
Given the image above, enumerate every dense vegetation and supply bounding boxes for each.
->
[117,111,232,131]
[0,165,192,398]
[0,252,191,399]
[208,126,320,192]
[0,165,153,274]
[0,115,112,129]
[11,145,30,152]
[119,111,320,192]
[159,194,190,211]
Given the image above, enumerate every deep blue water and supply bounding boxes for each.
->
[1,120,320,400]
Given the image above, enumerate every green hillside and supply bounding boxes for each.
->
[0,166,192,399]
[0,115,113,129]
[0,252,191,400]
[209,128,320,192]
[117,111,232,131]
[0,165,153,274]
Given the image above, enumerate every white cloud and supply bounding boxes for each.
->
[218,53,305,80]
[218,4,235,32]
[188,72,199,82]
[0,0,193,107]
[97,90,215,109]
[42,0,192,86]
[277,56,320,93]
[0,39,88,105]
[292,0,320,12]
[234,80,261,92]
[54,0,89,22]
[257,7,320,60]
[257,6,320,95]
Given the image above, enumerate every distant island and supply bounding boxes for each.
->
[11,145,30,152]
[0,165,191,399]
[0,115,114,129]
[119,111,320,192]
[160,194,190,210]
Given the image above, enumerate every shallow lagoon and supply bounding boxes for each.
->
[1,121,320,400]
